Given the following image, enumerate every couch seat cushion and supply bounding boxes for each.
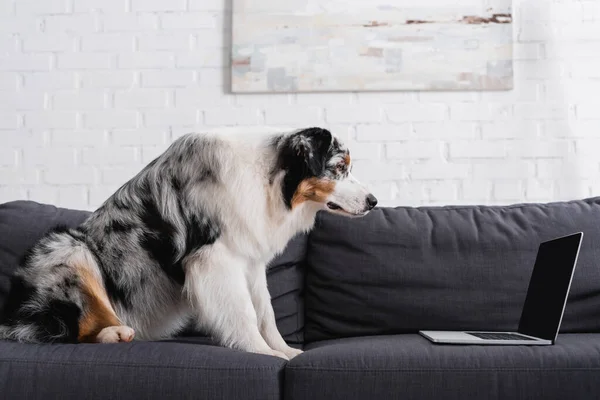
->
[285,334,600,400]
[0,337,285,400]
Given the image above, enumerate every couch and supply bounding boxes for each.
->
[1,198,600,400]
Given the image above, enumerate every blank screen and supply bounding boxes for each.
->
[518,233,582,341]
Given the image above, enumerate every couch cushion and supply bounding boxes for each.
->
[266,234,307,343]
[0,200,307,343]
[285,334,600,400]
[305,198,600,342]
[0,337,285,400]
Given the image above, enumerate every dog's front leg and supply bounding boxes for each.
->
[249,264,303,359]
[184,250,288,359]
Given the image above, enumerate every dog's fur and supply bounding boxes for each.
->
[0,127,376,359]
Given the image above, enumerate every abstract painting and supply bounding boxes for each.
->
[231,0,513,92]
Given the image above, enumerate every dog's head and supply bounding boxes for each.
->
[275,127,377,217]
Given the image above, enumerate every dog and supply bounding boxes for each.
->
[0,127,377,359]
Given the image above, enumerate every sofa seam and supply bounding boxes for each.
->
[405,197,600,212]
[0,359,283,371]
[285,367,600,372]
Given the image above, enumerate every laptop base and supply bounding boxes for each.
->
[419,330,553,345]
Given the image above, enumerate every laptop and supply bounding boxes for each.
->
[420,232,583,345]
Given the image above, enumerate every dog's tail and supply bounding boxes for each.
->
[2,226,121,343]
[0,324,27,342]
[0,325,11,340]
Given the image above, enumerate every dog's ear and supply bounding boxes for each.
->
[292,128,333,176]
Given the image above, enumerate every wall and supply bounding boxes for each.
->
[0,0,599,210]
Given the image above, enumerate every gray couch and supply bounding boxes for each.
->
[2,199,600,400]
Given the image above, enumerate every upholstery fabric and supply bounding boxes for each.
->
[305,198,600,341]
[286,334,600,400]
[0,337,285,400]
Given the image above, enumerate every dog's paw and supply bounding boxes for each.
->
[96,326,135,343]
[254,348,289,360]
[281,346,303,360]
[270,349,290,360]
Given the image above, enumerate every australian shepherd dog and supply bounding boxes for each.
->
[0,127,377,359]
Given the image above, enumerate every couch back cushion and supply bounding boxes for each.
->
[305,198,600,342]
[265,234,307,343]
[0,201,307,343]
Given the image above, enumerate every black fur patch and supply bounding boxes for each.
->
[301,128,334,176]
[35,299,81,343]
[85,240,134,310]
[0,276,36,325]
[184,211,220,255]
[138,180,184,284]
[274,128,333,208]
[171,175,183,193]
[2,276,81,343]
[100,265,133,309]
[106,218,135,233]
[134,170,222,285]
[112,197,131,211]
[140,230,183,284]
[63,276,78,289]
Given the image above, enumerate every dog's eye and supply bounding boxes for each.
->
[336,162,345,171]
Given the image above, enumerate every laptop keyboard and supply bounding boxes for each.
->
[467,332,537,341]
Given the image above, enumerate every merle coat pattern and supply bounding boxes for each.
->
[0,128,377,359]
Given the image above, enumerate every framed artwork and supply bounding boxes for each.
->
[231,0,513,92]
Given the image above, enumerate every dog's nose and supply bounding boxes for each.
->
[366,193,378,210]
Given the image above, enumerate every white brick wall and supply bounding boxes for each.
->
[1,0,600,210]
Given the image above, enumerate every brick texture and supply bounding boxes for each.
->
[1,0,599,209]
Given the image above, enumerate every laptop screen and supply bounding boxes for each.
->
[518,232,583,341]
